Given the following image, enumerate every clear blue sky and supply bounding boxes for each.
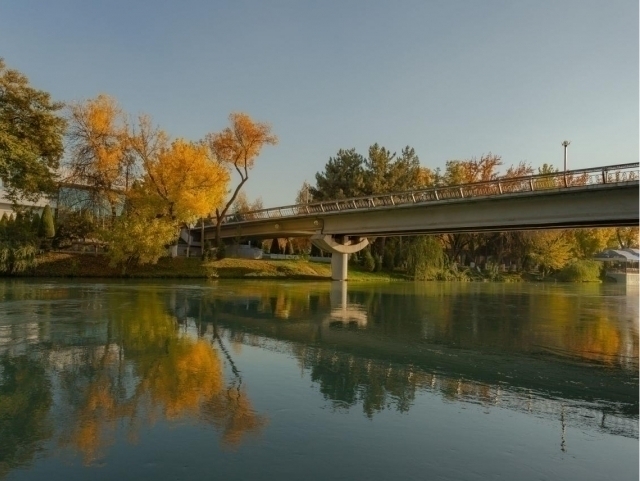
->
[1,0,637,207]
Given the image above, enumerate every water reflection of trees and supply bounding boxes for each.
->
[182,282,638,437]
[0,355,53,478]
[0,284,267,473]
[193,282,638,370]
[0,280,638,476]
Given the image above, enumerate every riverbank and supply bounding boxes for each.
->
[17,252,402,281]
[9,252,610,283]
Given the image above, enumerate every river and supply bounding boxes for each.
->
[0,280,637,480]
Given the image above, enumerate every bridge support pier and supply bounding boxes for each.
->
[310,233,369,281]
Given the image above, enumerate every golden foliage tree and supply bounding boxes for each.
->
[573,228,616,258]
[525,230,573,277]
[66,95,134,220]
[206,113,278,249]
[140,138,229,223]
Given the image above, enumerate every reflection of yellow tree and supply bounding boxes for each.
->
[202,388,267,447]
[142,339,223,419]
[62,288,266,464]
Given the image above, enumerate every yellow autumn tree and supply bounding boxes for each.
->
[525,230,573,277]
[66,94,134,220]
[141,139,229,223]
[206,112,278,250]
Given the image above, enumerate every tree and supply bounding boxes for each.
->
[232,191,264,218]
[310,148,366,201]
[295,180,314,205]
[136,138,229,224]
[405,236,445,280]
[39,205,55,239]
[65,94,132,221]
[573,228,615,258]
[0,58,66,203]
[525,230,573,277]
[206,113,277,250]
[101,213,176,271]
[0,213,8,238]
[53,209,95,248]
[614,227,639,249]
[269,238,281,255]
[443,153,503,185]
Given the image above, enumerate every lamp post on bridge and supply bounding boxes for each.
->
[562,140,571,172]
[562,140,571,187]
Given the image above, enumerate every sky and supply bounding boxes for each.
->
[1,0,637,207]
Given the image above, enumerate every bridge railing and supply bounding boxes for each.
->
[209,163,638,226]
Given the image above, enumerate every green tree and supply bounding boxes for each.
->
[269,238,281,255]
[0,59,66,203]
[0,355,53,477]
[0,213,7,239]
[101,213,176,272]
[310,148,366,201]
[406,236,445,280]
[53,209,95,248]
[38,205,55,239]
[361,247,375,272]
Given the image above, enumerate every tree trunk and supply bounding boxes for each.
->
[215,221,222,250]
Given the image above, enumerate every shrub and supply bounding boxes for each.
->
[39,205,55,240]
[558,260,602,282]
[0,242,38,274]
[406,236,445,280]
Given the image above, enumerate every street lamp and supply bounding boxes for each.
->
[561,140,571,172]
[561,140,571,187]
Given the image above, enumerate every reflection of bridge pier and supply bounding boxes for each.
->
[328,281,368,327]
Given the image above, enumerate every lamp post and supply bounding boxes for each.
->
[562,140,571,187]
[561,140,571,172]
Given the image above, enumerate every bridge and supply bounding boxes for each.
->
[189,163,639,280]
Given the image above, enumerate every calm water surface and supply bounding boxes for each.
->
[0,280,637,480]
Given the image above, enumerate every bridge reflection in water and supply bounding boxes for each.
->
[171,281,638,441]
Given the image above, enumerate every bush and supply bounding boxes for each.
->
[38,205,55,240]
[0,242,38,274]
[216,242,226,260]
[558,260,602,282]
[406,236,445,280]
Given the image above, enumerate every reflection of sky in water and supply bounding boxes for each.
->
[0,280,637,480]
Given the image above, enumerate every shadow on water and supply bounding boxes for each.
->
[0,279,637,477]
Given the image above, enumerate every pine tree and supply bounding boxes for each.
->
[39,205,55,239]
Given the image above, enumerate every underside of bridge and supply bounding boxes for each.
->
[191,181,639,281]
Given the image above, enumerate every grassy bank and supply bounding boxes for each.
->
[17,252,401,281]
